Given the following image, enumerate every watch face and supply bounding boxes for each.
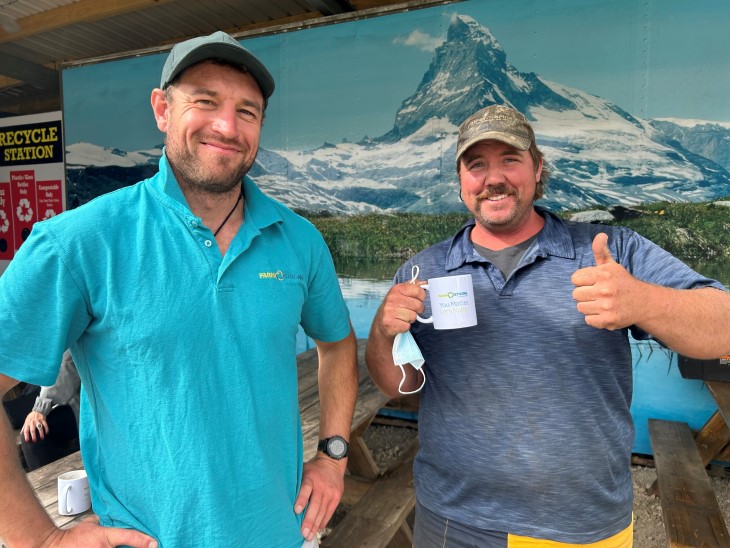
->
[328,438,346,457]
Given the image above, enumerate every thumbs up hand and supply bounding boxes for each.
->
[591,231,616,267]
[571,232,644,330]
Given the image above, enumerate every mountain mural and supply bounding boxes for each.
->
[649,118,730,173]
[65,14,730,214]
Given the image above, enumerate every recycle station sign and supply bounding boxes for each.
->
[0,111,65,275]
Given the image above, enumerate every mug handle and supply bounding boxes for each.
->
[62,484,72,514]
[415,283,432,324]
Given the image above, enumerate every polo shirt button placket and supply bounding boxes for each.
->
[204,240,213,247]
[486,264,503,291]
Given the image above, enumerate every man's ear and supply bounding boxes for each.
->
[150,88,169,132]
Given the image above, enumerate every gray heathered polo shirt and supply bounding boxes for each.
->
[395,208,725,543]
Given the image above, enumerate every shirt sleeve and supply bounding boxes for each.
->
[615,228,727,340]
[299,233,351,343]
[0,224,91,386]
[38,350,80,407]
[617,229,724,289]
[32,396,53,416]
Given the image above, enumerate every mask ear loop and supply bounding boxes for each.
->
[396,266,427,395]
[398,367,426,395]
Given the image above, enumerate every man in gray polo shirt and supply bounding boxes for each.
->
[366,104,730,547]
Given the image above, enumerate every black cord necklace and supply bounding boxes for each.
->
[213,184,243,237]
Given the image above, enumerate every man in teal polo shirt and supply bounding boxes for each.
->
[0,31,358,548]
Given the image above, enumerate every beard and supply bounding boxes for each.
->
[166,133,255,195]
[470,183,531,231]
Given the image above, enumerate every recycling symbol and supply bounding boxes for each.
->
[16,198,33,222]
[0,210,8,233]
[43,208,56,220]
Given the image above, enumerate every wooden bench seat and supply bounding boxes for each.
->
[322,439,418,548]
[648,419,730,547]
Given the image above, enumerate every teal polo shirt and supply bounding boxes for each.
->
[0,153,351,547]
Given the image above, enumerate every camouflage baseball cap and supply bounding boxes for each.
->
[455,105,535,168]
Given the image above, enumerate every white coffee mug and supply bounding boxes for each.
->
[58,470,91,516]
[416,274,477,330]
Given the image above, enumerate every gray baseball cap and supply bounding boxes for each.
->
[160,31,275,101]
[456,104,535,167]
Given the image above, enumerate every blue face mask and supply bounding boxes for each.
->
[391,265,427,395]
[392,331,426,395]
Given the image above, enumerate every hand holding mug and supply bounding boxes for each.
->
[374,280,428,338]
[416,273,477,330]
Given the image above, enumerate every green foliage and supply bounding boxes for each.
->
[306,212,471,260]
[560,201,730,260]
[305,200,729,264]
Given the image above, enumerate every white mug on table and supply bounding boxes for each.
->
[416,273,477,330]
[58,470,91,516]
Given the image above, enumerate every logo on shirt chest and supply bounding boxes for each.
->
[258,270,304,282]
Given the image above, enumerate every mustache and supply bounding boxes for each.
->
[475,184,516,201]
[198,134,243,149]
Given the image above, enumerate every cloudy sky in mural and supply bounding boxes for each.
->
[62,0,729,151]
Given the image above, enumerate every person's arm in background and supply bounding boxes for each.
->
[572,233,730,358]
[295,328,358,543]
[21,351,81,443]
[366,282,427,398]
[0,373,158,548]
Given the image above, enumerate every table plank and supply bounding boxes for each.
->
[321,440,418,548]
[695,411,730,466]
[707,381,730,427]
[648,383,730,496]
[299,339,390,467]
[26,451,84,490]
[648,419,730,547]
[24,451,91,528]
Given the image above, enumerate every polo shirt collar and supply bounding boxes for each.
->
[241,175,282,231]
[151,150,282,231]
[152,151,189,212]
[444,206,576,271]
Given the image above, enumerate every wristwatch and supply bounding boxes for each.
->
[317,435,349,460]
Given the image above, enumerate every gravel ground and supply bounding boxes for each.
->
[355,424,730,547]
[633,465,730,547]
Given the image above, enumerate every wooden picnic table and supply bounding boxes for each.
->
[697,381,730,465]
[299,338,392,478]
[648,379,730,547]
[25,450,89,529]
[13,339,416,546]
